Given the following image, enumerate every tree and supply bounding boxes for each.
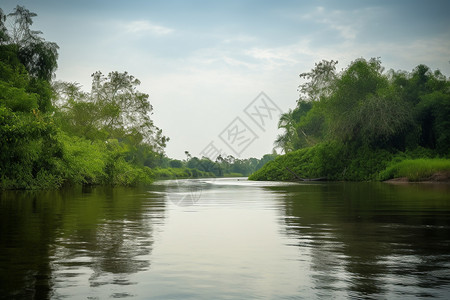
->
[6,6,59,81]
[169,159,183,168]
[90,71,168,151]
[0,8,9,43]
[275,100,321,153]
[278,58,422,152]
[295,102,325,148]
[298,59,338,102]
[0,6,58,113]
[274,109,298,153]
[0,7,62,189]
[391,65,450,152]
[52,81,88,107]
[1,6,168,189]
[274,60,338,154]
[323,58,413,146]
[255,153,277,171]
[54,71,169,152]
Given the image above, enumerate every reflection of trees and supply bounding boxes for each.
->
[0,186,166,298]
[0,190,62,299]
[53,187,166,295]
[274,183,450,298]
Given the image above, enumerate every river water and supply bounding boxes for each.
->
[1,178,450,299]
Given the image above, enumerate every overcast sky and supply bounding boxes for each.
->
[2,0,450,159]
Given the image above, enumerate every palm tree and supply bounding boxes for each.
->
[274,109,297,153]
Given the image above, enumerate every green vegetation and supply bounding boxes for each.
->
[0,6,275,189]
[155,153,277,180]
[0,6,164,189]
[4,6,447,188]
[250,142,393,181]
[251,58,450,182]
[378,159,450,182]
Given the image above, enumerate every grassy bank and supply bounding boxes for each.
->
[378,159,450,182]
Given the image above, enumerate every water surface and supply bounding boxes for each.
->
[1,179,450,299]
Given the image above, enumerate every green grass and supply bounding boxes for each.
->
[378,158,450,181]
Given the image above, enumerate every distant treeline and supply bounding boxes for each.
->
[154,153,276,179]
[250,58,450,181]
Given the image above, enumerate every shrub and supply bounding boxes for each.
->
[249,142,395,181]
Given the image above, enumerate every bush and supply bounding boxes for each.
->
[104,158,153,186]
[250,142,346,181]
[249,142,395,181]
[343,146,393,181]
[58,133,107,185]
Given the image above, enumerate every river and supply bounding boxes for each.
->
[1,178,450,299]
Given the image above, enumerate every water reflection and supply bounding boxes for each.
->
[273,182,450,299]
[1,180,450,299]
[0,186,166,299]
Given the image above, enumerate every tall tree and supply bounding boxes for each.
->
[323,58,412,146]
[0,8,9,43]
[7,5,59,81]
[91,71,168,151]
[54,71,168,153]
[298,59,338,102]
[274,109,298,153]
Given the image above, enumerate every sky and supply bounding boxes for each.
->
[2,0,450,159]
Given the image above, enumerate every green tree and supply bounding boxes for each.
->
[255,153,277,171]
[0,6,62,189]
[391,65,450,152]
[54,71,169,153]
[298,59,338,102]
[274,109,298,153]
[275,60,337,154]
[169,159,183,168]
[416,91,450,154]
[90,71,168,151]
[7,5,59,82]
[323,58,412,146]
[0,5,168,189]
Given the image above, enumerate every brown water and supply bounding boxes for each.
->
[1,178,450,299]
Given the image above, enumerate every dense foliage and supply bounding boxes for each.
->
[0,6,166,189]
[251,58,450,182]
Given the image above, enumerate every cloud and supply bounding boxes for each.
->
[246,47,300,63]
[318,10,359,40]
[299,6,386,41]
[124,20,174,36]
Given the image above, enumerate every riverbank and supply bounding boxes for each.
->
[385,171,450,183]
[248,143,450,183]
[379,159,450,182]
